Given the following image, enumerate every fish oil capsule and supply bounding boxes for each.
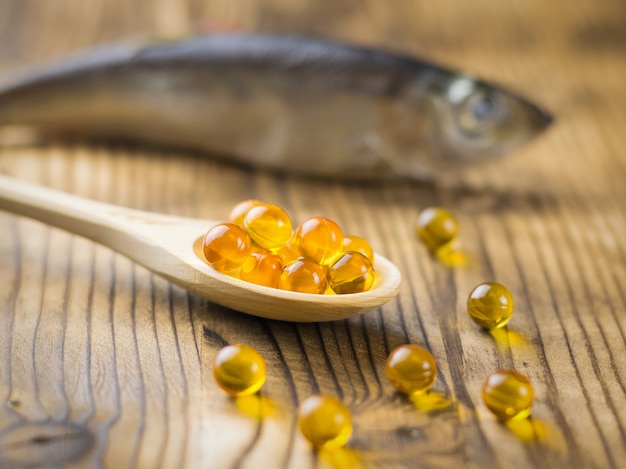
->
[328,252,375,294]
[202,223,252,273]
[385,344,437,395]
[482,370,534,421]
[416,207,458,252]
[343,235,374,264]
[294,217,344,265]
[467,282,514,329]
[239,251,283,289]
[244,203,293,251]
[279,258,327,294]
[213,344,266,396]
[229,199,261,227]
[298,395,353,450]
[276,238,301,264]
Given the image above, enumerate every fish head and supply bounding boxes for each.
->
[429,75,552,168]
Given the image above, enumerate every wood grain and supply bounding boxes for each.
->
[0,0,625,468]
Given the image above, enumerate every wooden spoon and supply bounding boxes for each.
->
[0,174,401,322]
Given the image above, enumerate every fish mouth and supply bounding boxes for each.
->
[534,105,554,129]
[522,95,554,131]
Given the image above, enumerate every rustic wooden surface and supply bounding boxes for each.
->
[0,0,625,468]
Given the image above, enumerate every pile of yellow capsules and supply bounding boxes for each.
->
[208,205,535,451]
[202,200,375,295]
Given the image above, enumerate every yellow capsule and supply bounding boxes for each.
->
[202,223,252,273]
[482,370,534,421]
[385,344,437,395]
[416,207,458,253]
[295,216,344,265]
[279,258,327,294]
[276,238,301,264]
[328,252,375,294]
[244,203,293,251]
[467,282,514,329]
[239,251,283,289]
[342,235,374,264]
[298,395,353,450]
[229,199,261,227]
[213,344,267,396]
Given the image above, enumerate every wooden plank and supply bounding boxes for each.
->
[0,0,625,467]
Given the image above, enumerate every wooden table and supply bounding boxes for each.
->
[0,0,624,467]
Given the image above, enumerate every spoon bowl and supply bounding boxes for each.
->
[0,173,401,322]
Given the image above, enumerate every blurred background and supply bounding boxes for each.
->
[0,1,624,468]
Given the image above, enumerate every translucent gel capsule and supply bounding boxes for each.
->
[295,217,344,265]
[467,282,514,329]
[482,370,534,421]
[213,344,267,396]
[276,238,301,264]
[229,199,261,227]
[202,223,252,273]
[298,395,353,450]
[416,207,458,252]
[279,258,327,294]
[385,344,437,395]
[244,203,293,251]
[328,252,375,294]
[239,251,283,289]
[343,235,374,264]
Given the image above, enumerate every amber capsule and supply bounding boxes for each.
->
[276,239,301,264]
[482,370,534,421]
[239,251,283,289]
[213,344,267,396]
[298,395,353,450]
[202,223,252,273]
[467,282,514,329]
[328,252,375,294]
[294,217,344,265]
[343,235,374,264]
[244,203,293,251]
[229,199,261,227]
[416,207,458,252]
[279,258,327,294]
[385,344,437,395]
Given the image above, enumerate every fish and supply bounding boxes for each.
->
[0,34,552,180]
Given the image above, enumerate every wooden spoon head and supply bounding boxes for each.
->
[166,233,401,322]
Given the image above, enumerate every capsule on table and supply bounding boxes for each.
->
[213,344,267,396]
[482,369,534,421]
[467,282,514,329]
[385,344,437,395]
[415,207,458,253]
[298,394,353,450]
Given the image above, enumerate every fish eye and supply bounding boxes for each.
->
[469,93,498,120]
[456,90,508,136]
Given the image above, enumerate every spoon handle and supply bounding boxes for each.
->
[0,173,182,257]
[0,171,121,229]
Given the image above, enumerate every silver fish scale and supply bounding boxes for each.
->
[0,34,551,181]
